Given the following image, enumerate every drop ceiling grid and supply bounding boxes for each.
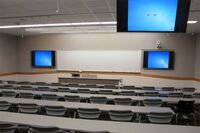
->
[0,0,199,35]
[0,0,116,25]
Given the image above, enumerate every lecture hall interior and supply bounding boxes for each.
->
[0,0,200,133]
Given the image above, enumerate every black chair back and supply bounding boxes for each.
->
[29,126,62,133]
[0,123,17,133]
[177,100,194,114]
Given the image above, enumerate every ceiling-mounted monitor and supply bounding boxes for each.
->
[117,0,191,32]
[31,50,56,68]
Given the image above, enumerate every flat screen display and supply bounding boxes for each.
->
[31,51,55,68]
[117,0,191,32]
[143,51,174,70]
[128,0,178,32]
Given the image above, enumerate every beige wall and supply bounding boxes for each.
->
[17,33,196,77]
[0,34,17,73]
[194,34,200,79]
[0,32,196,89]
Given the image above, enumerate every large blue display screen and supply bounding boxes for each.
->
[34,51,53,67]
[128,0,178,32]
[148,51,170,69]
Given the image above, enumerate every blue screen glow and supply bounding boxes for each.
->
[148,51,170,69]
[34,51,53,67]
[128,0,178,31]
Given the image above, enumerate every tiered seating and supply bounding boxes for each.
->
[0,80,199,126]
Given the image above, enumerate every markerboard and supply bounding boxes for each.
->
[57,50,141,72]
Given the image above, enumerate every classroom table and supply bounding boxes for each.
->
[0,97,174,123]
[1,81,181,90]
[58,77,121,85]
[0,112,199,133]
[0,97,174,115]
[0,84,195,96]
[1,81,196,92]
[0,89,199,105]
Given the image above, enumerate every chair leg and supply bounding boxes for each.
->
[137,113,141,123]
[73,111,77,118]
[198,113,200,126]
[176,114,178,125]
[193,114,196,126]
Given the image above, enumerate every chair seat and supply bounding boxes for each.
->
[2,91,17,97]
[168,92,183,98]
[144,92,159,97]
[18,103,40,114]
[142,87,155,90]
[37,87,50,91]
[77,89,91,94]
[147,112,173,124]
[77,108,101,119]
[98,90,113,95]
[143,99,162,107]
[58,88,70,92]
[64,95,80,102]
[29,126,63,133]
[0,101,11,111]
[90,97,107,104]
[42,94,59,101]
[45,106,67,116]
[0,123,17,133]
[114,98,132,106]
[19,93,34,99]
[109,110,134,122]
[162,87,175,91]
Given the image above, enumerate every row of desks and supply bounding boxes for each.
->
[0,89,199,104]
[0,84,196,96]
[1,82,119,89]
[0,97,174,115]
[1,82,192,91]
[0,111,199,133]
[0,96,174,123]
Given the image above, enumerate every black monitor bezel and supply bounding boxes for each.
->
[143,50,175,70]
[117,0,191,33]
[31,50,56,68]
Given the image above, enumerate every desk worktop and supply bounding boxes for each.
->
[0,89,199,104]
[0,97,174,114]
[0,112,199,133]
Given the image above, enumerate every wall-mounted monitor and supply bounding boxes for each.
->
[143,51,175,70]
[117,0,191,32]
[31,50,56,68]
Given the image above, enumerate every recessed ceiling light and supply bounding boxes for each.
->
[0,21,117,29]
[187,21,198,24]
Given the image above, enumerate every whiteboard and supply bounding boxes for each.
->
[57,51,141,72]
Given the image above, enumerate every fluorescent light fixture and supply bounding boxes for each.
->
[71,22,117,26]
[187,21,198,24]
[100,22,117,25]
[0,21,117,29]
[25,25,117,34]
[39,30,115,34]
[71,22,101,26]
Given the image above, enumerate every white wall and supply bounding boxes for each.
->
[17,33,196,77]
[0,34,17,73]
